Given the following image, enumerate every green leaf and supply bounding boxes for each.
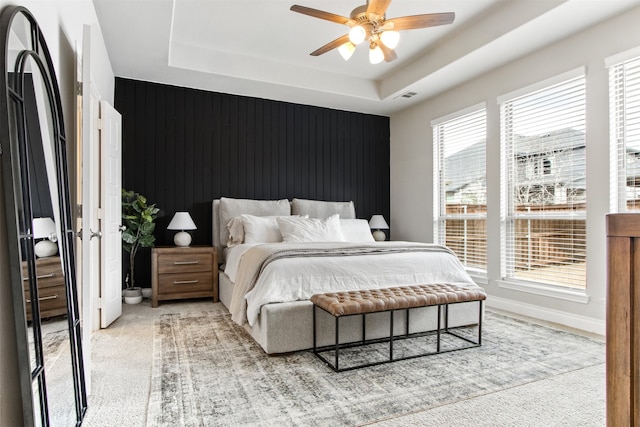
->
[139,235,155,247]
[122,232,137,244]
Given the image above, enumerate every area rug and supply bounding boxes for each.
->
[146,310,604,426]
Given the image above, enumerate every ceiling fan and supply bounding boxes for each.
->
[290,0,455,64]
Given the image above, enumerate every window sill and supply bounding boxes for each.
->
[496,279,590,304]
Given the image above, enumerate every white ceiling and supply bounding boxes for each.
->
[93,0,640,116]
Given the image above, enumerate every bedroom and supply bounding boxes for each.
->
[0,0,639,425]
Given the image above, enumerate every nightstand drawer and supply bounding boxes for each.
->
[22,258,65,289]
[158,272,213,294]
[157,253,213,274]
[25,285,67,319]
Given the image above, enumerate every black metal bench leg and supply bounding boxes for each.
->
[478,300,483,346]
[389,310,394,361]
[405,309,410,337]
[445,303,449,332]
[437,304,441,353]
[362,313,366,345]
[335,316,340,371]
[313,304,317,354]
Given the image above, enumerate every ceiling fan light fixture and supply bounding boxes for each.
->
[348,25,366,45]
[369,43,384,64]
[338,42,356,61]
[380,30,400,49]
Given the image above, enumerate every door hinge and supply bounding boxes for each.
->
[97,297,103,309]
[96,118,103,130]
[97,207,103,219]
[76,81,83,96]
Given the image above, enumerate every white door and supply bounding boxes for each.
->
[83,83,102,332]
[80,27,101,394]
[81,24,123,331]
[99,100,123,328]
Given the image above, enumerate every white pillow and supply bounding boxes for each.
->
[226,216,245,247]
[340,219,375,242]
[219,197,290,247]
[241,215,283,244]
[277,214,346,243]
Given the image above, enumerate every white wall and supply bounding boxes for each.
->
[390,6,640,335]
[0,1,113,424]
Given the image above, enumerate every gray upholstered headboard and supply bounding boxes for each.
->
[212,197,356,263]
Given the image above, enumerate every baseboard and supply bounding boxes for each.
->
[486,295,605,336]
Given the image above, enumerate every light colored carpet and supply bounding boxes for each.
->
[33,318,79,426]
[82,300,605,426]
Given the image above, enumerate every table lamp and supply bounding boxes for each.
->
[167,212,197,247]
[369,215,389,241]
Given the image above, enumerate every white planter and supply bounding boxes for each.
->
[141,288,152,299]
[123,287,143,304]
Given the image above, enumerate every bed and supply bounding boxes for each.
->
[213,197,483,354]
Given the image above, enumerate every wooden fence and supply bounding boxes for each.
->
[444,204,586,271]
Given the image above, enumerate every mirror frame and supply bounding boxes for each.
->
[0,6,87,426]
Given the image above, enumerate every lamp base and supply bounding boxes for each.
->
[35,239,58,258]
[174,231,192,247]
[372,230,386,242]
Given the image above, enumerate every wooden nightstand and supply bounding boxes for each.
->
[23,256,68,321]
[151,246,218,307]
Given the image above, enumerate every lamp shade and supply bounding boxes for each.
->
[348,25,366,45]
[167,212,197,231]
[33,217,56,239]
[338,42,356,61]
[380,30,400,49]
[369,44,384,64]
[368,215,389,230]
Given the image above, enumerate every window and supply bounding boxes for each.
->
[609,51,640,211]
[433,105,487,271]
[500,70,586,289]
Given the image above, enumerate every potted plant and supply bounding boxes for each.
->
[121,189,159,303]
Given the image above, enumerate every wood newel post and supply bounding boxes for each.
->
[606,213,640,426]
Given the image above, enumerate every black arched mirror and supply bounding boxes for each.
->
[0,6,87,426]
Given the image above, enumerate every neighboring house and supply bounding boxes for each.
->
[444,141,486,205]
[446,128,640,209]
[624,146,640,202]
[513,128,586,206]
[445,129,591,208]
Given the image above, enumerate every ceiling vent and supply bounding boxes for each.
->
[397,91,417,99]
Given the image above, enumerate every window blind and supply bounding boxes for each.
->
[501,75,586,289]
[434,107,487,271]
[610,55,640,211]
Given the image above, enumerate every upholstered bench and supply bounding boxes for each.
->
[310,284,487,371]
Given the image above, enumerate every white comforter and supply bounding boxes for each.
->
[225,242,477,326]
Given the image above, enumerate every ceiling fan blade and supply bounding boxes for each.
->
[310,34,351,56]
[290,5,354,26]
[367,0,392,19]
[378,42,398,62]
[385,12,455,31]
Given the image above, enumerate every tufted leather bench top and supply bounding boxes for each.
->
[311,284,487,317]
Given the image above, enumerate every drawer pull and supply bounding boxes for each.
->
[26,295,58,303]
[24,273,56,281]
[173,261,199,265]
[173,279,199,285]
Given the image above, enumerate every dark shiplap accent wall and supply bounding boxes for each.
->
[115,78,390,282]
